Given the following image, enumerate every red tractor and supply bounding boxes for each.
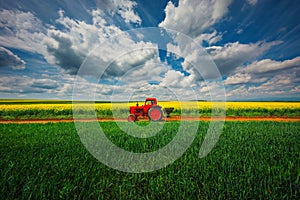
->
[127,98,174,122]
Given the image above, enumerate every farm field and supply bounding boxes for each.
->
[0,100,299,120]
[0,100,299,198]
[0,121,299,199]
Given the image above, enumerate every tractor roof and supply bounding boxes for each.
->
[145,97,157,101]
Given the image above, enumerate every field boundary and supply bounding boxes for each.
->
[0,116,299,124]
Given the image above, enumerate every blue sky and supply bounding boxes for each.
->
[0,0,299,101]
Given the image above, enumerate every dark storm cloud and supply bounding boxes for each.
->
[46,34,85,75]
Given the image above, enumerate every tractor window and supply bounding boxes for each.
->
[145,100,154,105]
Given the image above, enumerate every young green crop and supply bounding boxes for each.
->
[0,121,299,199]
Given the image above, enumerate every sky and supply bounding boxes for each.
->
[0,0,299,101]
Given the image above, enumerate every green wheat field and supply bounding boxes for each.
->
[0,120,299,199]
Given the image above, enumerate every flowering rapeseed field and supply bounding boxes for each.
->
[0,100,299,119]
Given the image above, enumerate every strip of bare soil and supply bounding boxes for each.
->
[0,116,299,124]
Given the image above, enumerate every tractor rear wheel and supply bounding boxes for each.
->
[128,114,136,122]
[148,107,163,121]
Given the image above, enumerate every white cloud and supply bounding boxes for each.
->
[0,47,26,70]
[118,57,168,83]
[259,73,294,87]
[226,85,249,97]
[0,9,47,54]
[225,71,299,99]
[159,0,232,38]
[43,9,156,76]
[291,86,300,93]
[224,73,251,85]
[104,48,159,77]
[0,7,142,76]
[245,56,300,74]
[0,9,43,33]
[198,81,227,100]
[212,0,233,20]
[115,0,142,24]
[95,0,141,25]
[194,30,223,45]
[208,41,282,60]
[166,36,282,84]
[160,70,195,88]
[207,40,282,74]
[0,75,59,94]
[166,33,223,81]
[222,53,300,99]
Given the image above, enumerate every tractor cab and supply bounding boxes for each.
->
[144,98,157,106]
[143,98,157,114]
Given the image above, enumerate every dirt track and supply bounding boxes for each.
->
[0,116,299,124]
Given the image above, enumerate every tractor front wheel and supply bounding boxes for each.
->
[128,114,136,122]
[148,107,163,121]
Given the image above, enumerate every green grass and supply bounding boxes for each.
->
[0,121,299,199]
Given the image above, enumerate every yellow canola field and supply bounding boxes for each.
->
[225,102,300,110]
[1,102,299,112]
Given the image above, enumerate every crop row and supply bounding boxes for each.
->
[0,121,299,199]
[0,102,299,119]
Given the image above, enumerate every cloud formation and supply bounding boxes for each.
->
[44,9,157,76]
[207,40,282,75]
[0,47,26,70]
[0,9,46,54]
[95,0,141,24]
[245,56,300,74]
[159,0,232,38]
[0,75,59,94]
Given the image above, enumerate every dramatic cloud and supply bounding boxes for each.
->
[44,9,157,76]
[43,9,113,74]
[207,40,282,74]
[103,48,158,78]
[0,9,46,54]
[113,57,166,83]
[159,0,232,38]
[224,73,252,85]
[166,37,283,82]
[166,34,220,81]
[224,58,300,99]
[247,72,299,96]
[95,0,141,24]
[244,56,300,74]
[0,6,143,76]
[0,47,26,70]
[0,75,59,94]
